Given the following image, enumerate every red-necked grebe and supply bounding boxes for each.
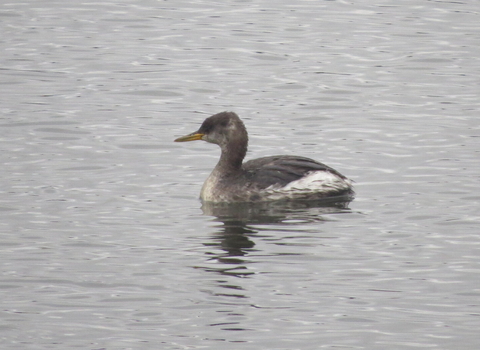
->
[174,111,354,203]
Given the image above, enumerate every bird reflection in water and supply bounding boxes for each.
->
[200,197,352,278]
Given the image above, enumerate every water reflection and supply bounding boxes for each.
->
[202,197,352,225]
[200,197,352,277]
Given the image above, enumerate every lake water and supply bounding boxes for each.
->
[1,0,479,349]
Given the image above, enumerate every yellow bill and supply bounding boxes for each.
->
[174,133,204,142]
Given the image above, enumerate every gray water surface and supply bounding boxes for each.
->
[1,1,479,349]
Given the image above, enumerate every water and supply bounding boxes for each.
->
[1,0,480,349]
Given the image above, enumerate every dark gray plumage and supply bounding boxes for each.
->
[244,155,348,189]
[175,112,354,202]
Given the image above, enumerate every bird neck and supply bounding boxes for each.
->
[218,138,247,173]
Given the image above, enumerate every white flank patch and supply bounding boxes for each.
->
[263,171,352,200]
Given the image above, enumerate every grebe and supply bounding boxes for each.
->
[174,112,354,203]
